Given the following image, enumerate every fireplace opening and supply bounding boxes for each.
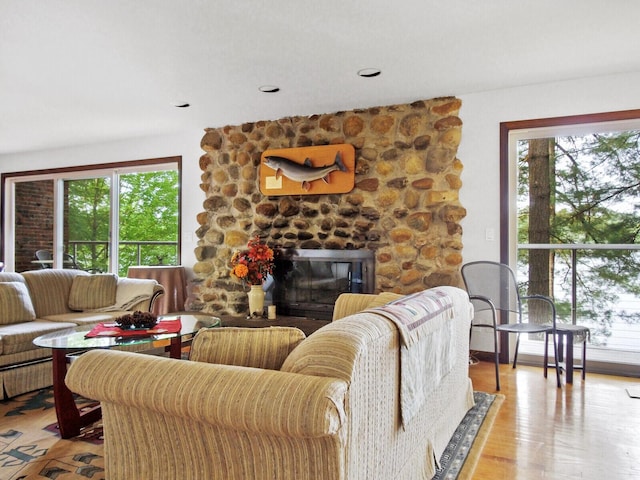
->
[266,249,375,320]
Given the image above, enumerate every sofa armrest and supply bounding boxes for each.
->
[332,293,377,320]
[189,326,305,370]
[131,284,164,312]
[332,292,405,320]
[114,279,164,312]
[66,349,346,438]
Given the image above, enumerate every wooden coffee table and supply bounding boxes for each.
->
[33,314,220,438]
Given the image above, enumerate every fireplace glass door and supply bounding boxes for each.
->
[269,249,374,320]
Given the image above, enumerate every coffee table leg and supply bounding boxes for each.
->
[52,349,80,438]
[51,349,101,439]
[169,336,182,359]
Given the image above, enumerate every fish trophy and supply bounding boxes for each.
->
[260,145,355,195]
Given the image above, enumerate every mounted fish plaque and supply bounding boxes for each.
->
[260,144,355,196]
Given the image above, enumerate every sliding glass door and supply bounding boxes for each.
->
[501,111,640,372]
[3,157,180,275]
[65,176,111,273]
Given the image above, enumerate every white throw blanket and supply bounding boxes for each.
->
[365,287,457,426]
[96,278,157,311]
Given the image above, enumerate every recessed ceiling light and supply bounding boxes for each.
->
[259,85,280,93]
[357,68,381,78]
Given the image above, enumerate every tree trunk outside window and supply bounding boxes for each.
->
[527,138,554,323]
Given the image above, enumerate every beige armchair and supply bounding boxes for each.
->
[66,326,348,480]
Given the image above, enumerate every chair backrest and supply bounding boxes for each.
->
[461,261,522,318]
[35,250,52,260]
[34,249,53,269]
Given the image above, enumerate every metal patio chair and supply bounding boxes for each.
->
[34,249,53,268]
[34,250,82,269]
[461,260,561,391]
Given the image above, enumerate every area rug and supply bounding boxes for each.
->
[0,388,103,479]
[1,388,502,479]
[433,391,505,480]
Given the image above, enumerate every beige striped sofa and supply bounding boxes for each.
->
[0,268,163,398]
[66,286,474,480]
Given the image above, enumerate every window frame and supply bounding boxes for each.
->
[499,109,640,371]
[1,156,181,273]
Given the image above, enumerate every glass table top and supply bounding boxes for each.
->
[33,314,220,350]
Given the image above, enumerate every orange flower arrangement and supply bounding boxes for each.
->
[230,236,275,286]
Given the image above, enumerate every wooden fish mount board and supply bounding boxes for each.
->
[260,144,355,196]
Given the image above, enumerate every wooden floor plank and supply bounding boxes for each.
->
[468,361,640,479]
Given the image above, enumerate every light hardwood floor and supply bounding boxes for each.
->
[468,361,640,479]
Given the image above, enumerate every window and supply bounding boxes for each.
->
[501,110,640,373]
[2,157,180,276]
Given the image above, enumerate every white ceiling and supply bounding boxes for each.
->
[2,0,639,155]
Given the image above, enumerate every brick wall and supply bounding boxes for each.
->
[14,180,54,272]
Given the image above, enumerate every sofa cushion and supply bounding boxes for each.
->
[0,320,77,355]
[68,274,118,311]
[190,327,306,370]
[0,282,36,325]
[0,344,53,368]
[22,269,87,317]
[41,311,126,325]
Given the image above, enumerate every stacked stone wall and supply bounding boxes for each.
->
[193,97,466,314]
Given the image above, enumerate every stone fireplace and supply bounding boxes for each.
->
[191,97,466,316]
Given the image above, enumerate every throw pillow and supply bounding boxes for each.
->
[0,282,37,324]
[68,274,118,311]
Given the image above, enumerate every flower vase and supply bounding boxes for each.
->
[247,284,265,317]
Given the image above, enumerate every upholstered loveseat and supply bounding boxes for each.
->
[66,286,474,480]
[0,268,163,398]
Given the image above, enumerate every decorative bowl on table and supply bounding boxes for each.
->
[115,311,158,330]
